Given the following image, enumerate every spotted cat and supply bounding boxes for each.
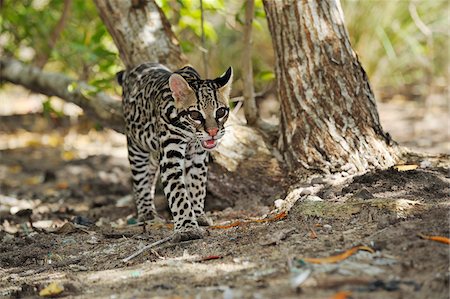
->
[117,63,232,241]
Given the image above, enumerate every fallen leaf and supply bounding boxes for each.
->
[302,245,375,264]
[330,291,352,299]
[39,282,64,297]
[195,255,222,262]
[253,211,288,223]
[8,165,22,174]
[56,222,77,234]
[56,182,69,189]
[210,221,242,230]
[61,150,76,161]
[417,233,450,245]
[309,226,318,239]
[393,164,418,171]
[25,175,43,185]
[47,133,64,147]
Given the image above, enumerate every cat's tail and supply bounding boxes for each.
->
[116,70,126,86]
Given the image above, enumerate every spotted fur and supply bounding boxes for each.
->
[118,63,232,240]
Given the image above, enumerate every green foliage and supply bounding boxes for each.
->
[1,0,121,91]
[342,0,449,94]
[157,0,274,91]
[157,0,224,49]
[42,98,64,118]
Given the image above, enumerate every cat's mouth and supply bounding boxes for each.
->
[201,139,217,150]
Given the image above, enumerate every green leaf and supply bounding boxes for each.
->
[257,70,275,81]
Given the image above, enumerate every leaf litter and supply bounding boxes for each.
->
[0,112,449,299]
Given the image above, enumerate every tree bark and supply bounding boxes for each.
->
[242,0,258,126]
[263,0,399,177]
[0,57,125,133]
[93,0,186,69]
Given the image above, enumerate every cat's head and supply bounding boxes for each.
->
[169,67,233,150]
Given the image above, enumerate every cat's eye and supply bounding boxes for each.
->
[189,110,203,121]
[216,107,228,119]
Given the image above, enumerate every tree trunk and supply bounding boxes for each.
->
[242,0,258,126]
[93,0,186,69]
[263,0,400,177]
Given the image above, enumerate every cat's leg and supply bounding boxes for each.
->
[127,138,159,222]
[185,142,212,226]
[159,136,204,241]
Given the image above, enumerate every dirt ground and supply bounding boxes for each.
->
[0,89,449,299]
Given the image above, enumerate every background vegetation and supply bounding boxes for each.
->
[1,0,448,100]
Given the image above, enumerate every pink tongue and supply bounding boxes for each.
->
[205,140,215,147]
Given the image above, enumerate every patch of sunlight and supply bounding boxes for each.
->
[0,195,41,214]
[0,129,127,158]
[392,199,423,218]
[81,259,256,285]
[0,270,67,297]
[139,11,162,44]
[293,197,424,220]
[213,115,271,172]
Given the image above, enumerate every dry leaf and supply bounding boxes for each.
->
[56,182,69,189]
[39,282,64,297]
[393,164,418,171]
[62,150,76,161]
[330,291,352,299]
[309,226,318,239]
[302,245,375,264]
[25,175,43,185]
[417,233,450,245]
[56,222,77,234]
[8,165,22,174]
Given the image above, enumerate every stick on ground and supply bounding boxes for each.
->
[122,235,173,263]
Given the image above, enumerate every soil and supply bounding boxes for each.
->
[0,91,449,299]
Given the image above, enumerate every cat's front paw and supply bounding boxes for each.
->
[172,227,205,242]
[197,214,213,226]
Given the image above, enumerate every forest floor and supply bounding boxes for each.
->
[0,87,449,299]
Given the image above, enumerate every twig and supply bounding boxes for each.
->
[122,235,173,263]
[35,0,72,68]
[209,211,287,230]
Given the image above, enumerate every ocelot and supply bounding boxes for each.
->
[117,63,232,241]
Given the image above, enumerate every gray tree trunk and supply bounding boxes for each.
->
[242,0,258,126]
[93,0,186,69]
[263,0,400,178]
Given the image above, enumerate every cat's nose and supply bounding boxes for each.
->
[206,127,219,137]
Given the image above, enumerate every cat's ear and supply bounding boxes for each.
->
[215,67,233,99]
[169,74,195,108]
